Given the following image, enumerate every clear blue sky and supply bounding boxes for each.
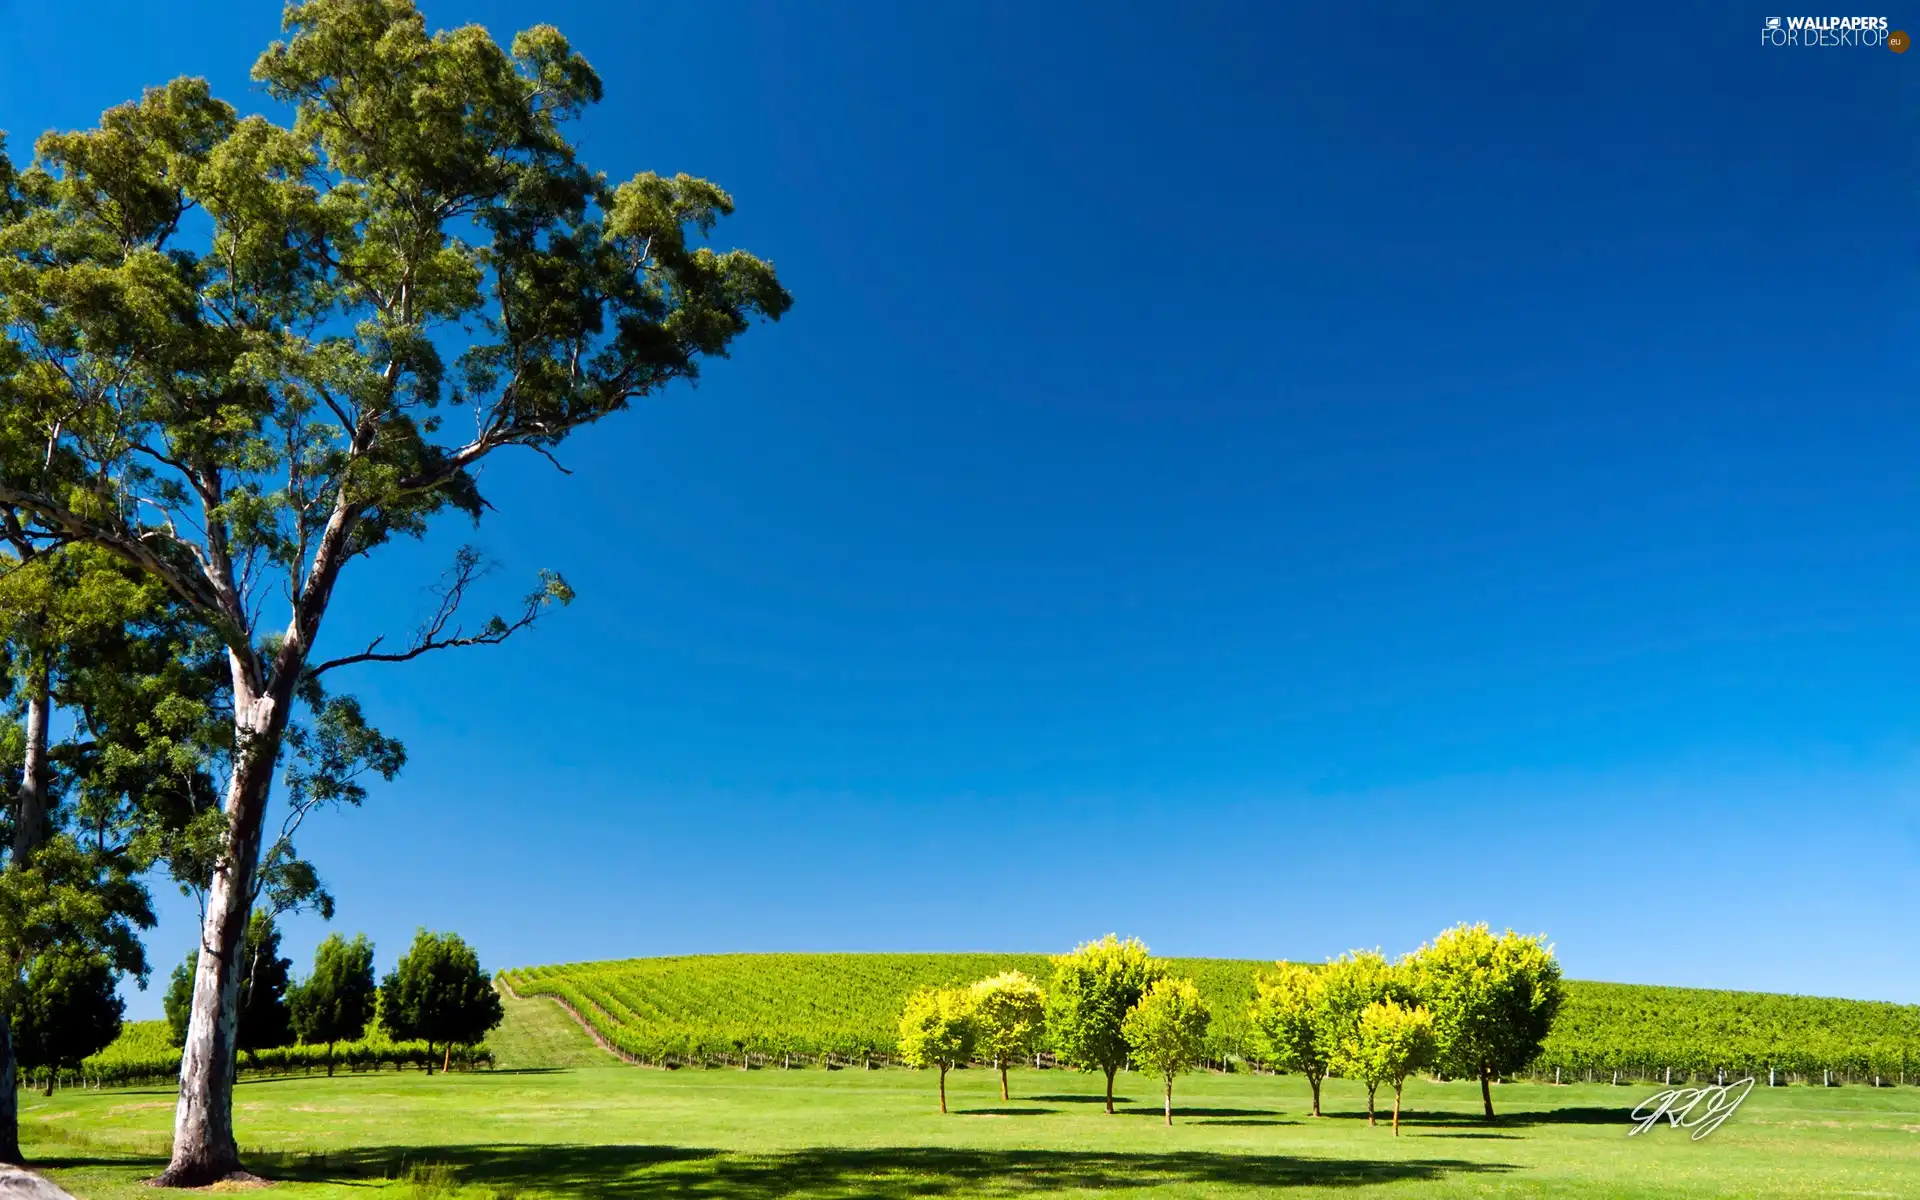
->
[2,1,1915,1019]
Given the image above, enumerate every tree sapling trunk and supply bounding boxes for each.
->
[1164,1075,1173,1126]
[1392,1082,1404,1136]
[938,1063,948,1114]
[1104,1064,1118,1114]
[999,1060,1009,1102]
[1481,1063,1495,1120]
[1366,1083,1377,1126]
[1310,1071,1323,1117]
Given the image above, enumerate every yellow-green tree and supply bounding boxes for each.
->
[1047,935,1167,1114]
[1319,951,1409,1121]
[1405,924,1563,1120]
[897,987,976,1113]
[1247,963,1332,1116]
[969,971,1046,1101]
[1338,999,1436,1134]
[1122,977,1211,1126]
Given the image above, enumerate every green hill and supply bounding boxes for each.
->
[502,953,1920,1082]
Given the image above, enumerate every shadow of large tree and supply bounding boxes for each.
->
[228,1142,1516,1197]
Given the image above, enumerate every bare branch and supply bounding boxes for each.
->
[306,548,571,677]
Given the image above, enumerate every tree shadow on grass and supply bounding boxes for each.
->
[1400,1106,1622,1128]
[258,1143,1516,1197]
[954,1107,1059,1116]
[1030,1093,1134,1104]
[1117,1106,1281,1119]
[1194,1118,1300,1127]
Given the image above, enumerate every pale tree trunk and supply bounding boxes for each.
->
[1163,1076,1173,1126]
[156,682,289,1188]
[12,669,49,866]
[999,1059,1008,1102]
[0,667,50,1167]
[1104,1065,1117,1114]
[442,1044,451,1075]
[1392,1082,1403,1136]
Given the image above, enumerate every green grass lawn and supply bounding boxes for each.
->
[29,1057,1920,1198]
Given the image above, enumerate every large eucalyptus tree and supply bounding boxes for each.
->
[0,0,789,1183]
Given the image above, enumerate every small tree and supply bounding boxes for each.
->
[236,913,294,1053]
[166,917,296,1054]
[163,956,195,1048]
[1047,935,1167,1114]
[896,987,975,1114]
[1121,977,1210,1126]
[969,971,1046,1101]
[378,930,503,1075]
[14,950,122,1095]
[1405,923,1563,1121]
[1339,1000,1436,1136]
[0,835,150,1162]
[288,933,376,1076]
[1247,963,1332,1116]
[1318,951,1407,1122]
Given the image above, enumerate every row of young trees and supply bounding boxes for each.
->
[160,927,503,1076]
[898,925,1563,1133]
[0,0,788,1183]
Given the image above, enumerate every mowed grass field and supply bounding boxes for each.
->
[29,993,1920,1198]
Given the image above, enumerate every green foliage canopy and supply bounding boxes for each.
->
[968,971,1046,1101]
[1247,962,1332,1116]
[1335,999,1436,1132]
[236,912,294,1052]
[13,948,123,1092]
[895,986,976,1113]
[1047,935,1167,1114]
[379,929,503,1074]
[289,932,376,1074]
[1406,923,1563,1120]
[1121,977,1211,1125]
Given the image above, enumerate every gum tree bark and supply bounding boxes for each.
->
[11,670,47,865]
[159,677,293,1185]
[0,662,47,1165]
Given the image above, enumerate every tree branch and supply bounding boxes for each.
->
[306,548,571,677]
